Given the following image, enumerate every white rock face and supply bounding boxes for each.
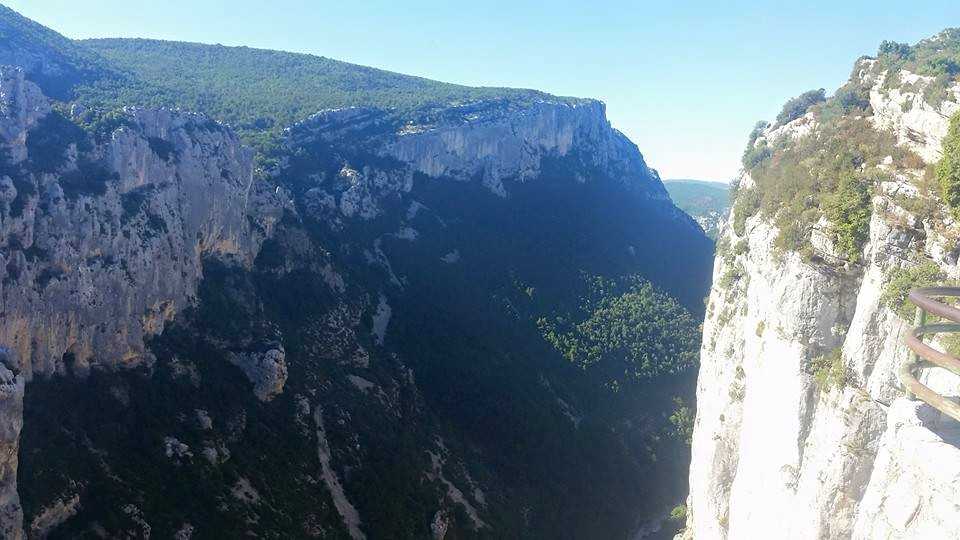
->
[681,59,960,540]
[868,65,960,164]
[384,100,658,198]
[683,190,956,540]
[292,99,670,224]
[852,399,960,539]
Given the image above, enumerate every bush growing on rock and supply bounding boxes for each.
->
[741,121,772,169]
[824,173,872,262]
[811,347,848,392]
[732,188,761,236]
[880,261,944,319]
[739,90,920,263]
[668,398,694,445]
[938,112,960,217]
[775,89,825,126]
[878,40,912,59]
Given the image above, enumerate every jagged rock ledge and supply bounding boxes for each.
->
[0,65,283,538]
[284,98,671,223]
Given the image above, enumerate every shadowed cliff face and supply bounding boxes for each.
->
[0,67,284,539]
[0,68,281,381]
[0,9,714,538]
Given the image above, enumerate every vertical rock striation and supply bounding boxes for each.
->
[0,66,279,537]
[682,53,960,539]
[0,9,713,535]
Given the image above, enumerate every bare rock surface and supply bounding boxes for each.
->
[681,52,960,540]
[0,66,277,537]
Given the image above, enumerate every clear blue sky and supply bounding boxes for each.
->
[6,1,959,180]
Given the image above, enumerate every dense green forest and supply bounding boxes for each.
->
[538,276,700,390]
[1,4,582,155]
[81,39,576,127]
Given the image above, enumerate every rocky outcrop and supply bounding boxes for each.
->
[681,55,960,539]
[0,66,280,537]
[867,62,960,163]
[382,99,663,198]
[0,67,280,379]
[0,13,712,536]
[289,98,674,226]
[28,493,80,539]
[228,344,288,401]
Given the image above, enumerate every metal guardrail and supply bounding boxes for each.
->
[902,287,960,422]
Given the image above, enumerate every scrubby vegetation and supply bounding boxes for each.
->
[731,186,760,236]
[741,121,772,170]
[775,89,825,127]
[875,31,960,107]
[823,173,872,261]
[811,347,849,391]
[938,111,960,217]
[881,261,945,319]
[733,32,960,261]
[738,90,921,260]
[877,32,960,79]
[668,397,695,445]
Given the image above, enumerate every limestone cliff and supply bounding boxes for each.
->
[0,54,711,540]
[0,6,716,537]
[0,66,281,538]
[681,38,960,539]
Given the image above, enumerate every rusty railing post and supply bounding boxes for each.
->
[901,287,960,423]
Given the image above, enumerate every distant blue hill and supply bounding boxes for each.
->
[663,179,731,239]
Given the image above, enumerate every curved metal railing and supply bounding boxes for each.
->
[902,287,960,422]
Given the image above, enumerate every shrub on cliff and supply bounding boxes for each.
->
[824,173,872,262]
[880,261,944,319]
[741,123,771,170]
[775,89,826,126]
[732,188,761,236]
[812,347,848,391]
[878,40,912,60]
[876,31,960,106]
[938,112,960,217]
[818,82,871,121]
[739,105,921,262]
